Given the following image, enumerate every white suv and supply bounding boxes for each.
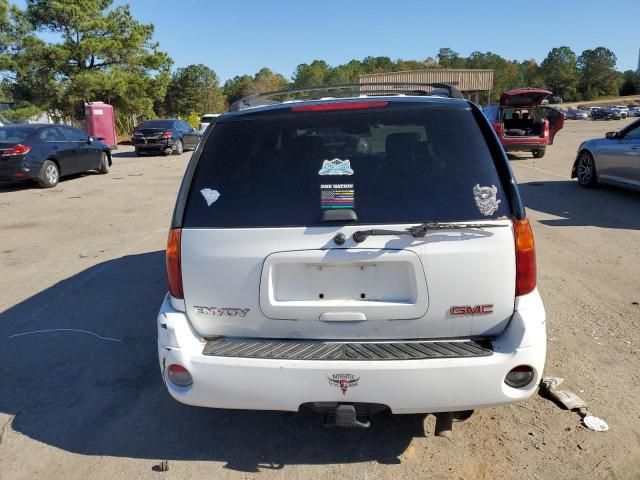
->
[158,84,546,430]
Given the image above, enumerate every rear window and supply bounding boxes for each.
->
[183,105,509,228]
[0,126,36,142]
[139,120,175,129]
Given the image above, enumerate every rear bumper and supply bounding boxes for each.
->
[132,139,175,150]
[501,142,546,152]
[157,290,546,414]
[0,157,36,182]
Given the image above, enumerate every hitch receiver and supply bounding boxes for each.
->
[324,404,371,428]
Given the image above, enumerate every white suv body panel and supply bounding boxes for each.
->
[180,220,515,340]
[157,288,545,413]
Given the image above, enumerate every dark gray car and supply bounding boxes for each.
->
[572,119,640,190]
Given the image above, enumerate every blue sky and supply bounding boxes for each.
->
[16,0,640,81]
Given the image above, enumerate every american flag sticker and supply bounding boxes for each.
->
[320,183,354,209]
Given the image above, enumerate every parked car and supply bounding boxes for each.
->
[613,106,629,118]
[199,114,221,134]
[158,84,546,428]
[483,88,564,158]
[629,106,640,117]
[566,109,589,120]
[0,124,111,188]
[572,118,640,190]
[549,95,563,104]
[131,119,200,156]
[591,108,619,121]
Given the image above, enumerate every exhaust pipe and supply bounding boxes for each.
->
[434,412,453,439]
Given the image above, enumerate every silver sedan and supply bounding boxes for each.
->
[572,119,640,190]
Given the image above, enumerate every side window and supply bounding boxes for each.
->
[38,127,67,143]
[180,121,192,130]
[623,124,640,139]
[62,127,88,143]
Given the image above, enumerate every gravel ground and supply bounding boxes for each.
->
[0,118,639,480]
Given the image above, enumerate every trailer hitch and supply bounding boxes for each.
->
[324,404,371,428]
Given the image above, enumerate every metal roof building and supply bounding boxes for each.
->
[359,69,494,101]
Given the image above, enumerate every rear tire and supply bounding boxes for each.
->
[576,151,597,188]
[98,152,109,174]
[532,148,546,158]
[37,160,59,188]
[173,139,184,155]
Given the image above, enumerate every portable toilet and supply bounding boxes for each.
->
[84,102,117,148]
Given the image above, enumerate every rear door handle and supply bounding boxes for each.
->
[631,145,640,150]
[319,312,367,322]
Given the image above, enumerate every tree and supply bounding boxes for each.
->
[292,60,331,88]
[223,75,254,104]
[619,70,639,96]
[223,68,288,105]
[437,48,465,69]
[252,67,288,93]
[577,47,619,99]
[6,0,172,119]
[519,59,545,88]
[165,64,225,116]
[540,47,578,101]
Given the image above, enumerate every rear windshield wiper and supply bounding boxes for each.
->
[352,221,507,243]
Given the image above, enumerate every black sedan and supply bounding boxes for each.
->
[131,119,200,156]
[0,124,111,188]
[591,108,620,121]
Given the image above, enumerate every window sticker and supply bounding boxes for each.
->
[473,184,501,216]
[200,188,220,206]
[321,183,354,209]
[318,158,354,176]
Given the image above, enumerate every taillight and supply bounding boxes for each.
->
[492,121,502,137]
[543,119,549,138]
[161,131,172,138]
[291,101,388,112]
[514,218,536,296]
[0,144,32,156]
[166,228,183,299]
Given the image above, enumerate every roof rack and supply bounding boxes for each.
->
[229,82,465,111]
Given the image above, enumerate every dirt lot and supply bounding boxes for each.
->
[1,118,639,480]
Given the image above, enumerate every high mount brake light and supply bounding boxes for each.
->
[166,228,183,299]
[291,101,389,112]
[514,218,536,296]
[0,144,31,156]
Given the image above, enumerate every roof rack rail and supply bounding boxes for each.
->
[229,82,465,111]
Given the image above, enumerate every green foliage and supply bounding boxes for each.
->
[2,101,41,122]
[185,111,200,129]
[1,0,172,119]
[223,68,288,105]
[165,64,226,116]
[541,47,579,101]
[577,47,620,100]
[619,70,639,96]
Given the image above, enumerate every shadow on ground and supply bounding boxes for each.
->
[520,180,640,230]
[0,251,420,471]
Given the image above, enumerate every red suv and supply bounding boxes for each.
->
[483,88,564,158]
